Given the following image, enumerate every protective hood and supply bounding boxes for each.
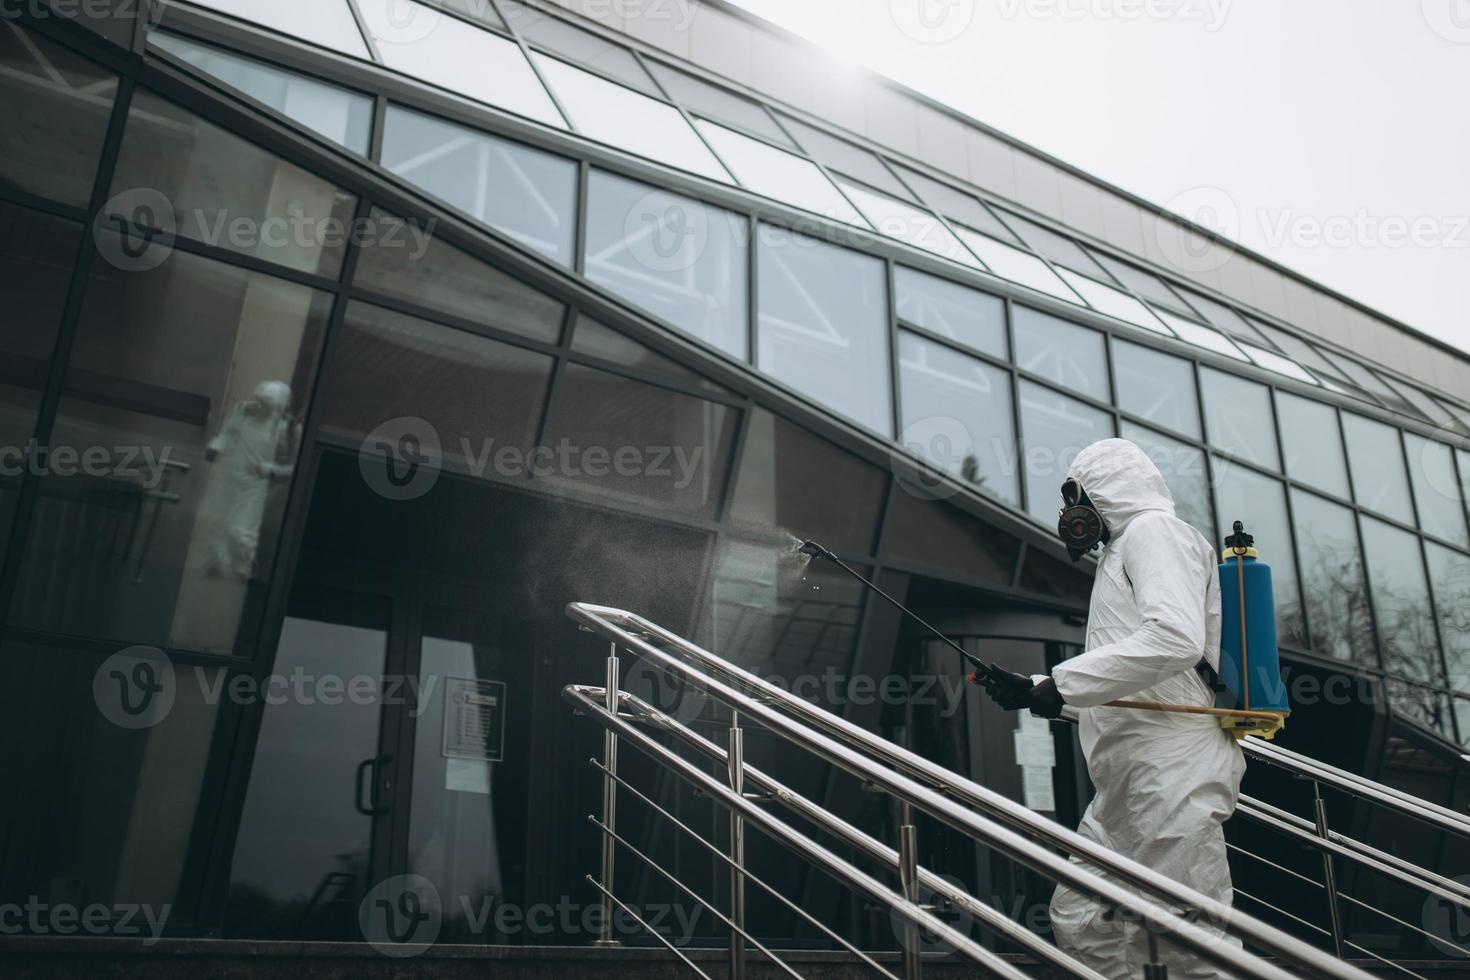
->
[252,381,292,414]
[1065,438,1174,539]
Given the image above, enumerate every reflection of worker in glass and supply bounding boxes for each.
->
[198,381,296,578]
[982,439,1243,979]
[171,381,296,653]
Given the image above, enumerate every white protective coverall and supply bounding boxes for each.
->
[1048,439,1245,979]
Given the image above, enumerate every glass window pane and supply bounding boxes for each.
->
[1426,543,1470,693]
[1170,286,1261,340]
[644,60,793,146]
[152,32,373,154]
[1113,340,1200,439]
[1238,341,1319,385]
[1276,391,1349,497]
[380,105,577,266]
[1013,306,1109,403]
[185,0,370,57]
[363,1,565,127]
[1057,269,1171,335]
[836,179,980,269]
[1366,370,1431,420]
[533,53,730,182]
[1122,422,1212,541]
[570,316,728,395]
[497,0,658,94]
[1212,460,1303,645]
[728,409,886,555]
[0,203,83,569]
[439,0,507,29]
[694,120,864,225]
[893,266,1006,359]
[1088,250,1191,314]
[779,115,916,200]
[539,363,738,519]
[1406,434,1469,548]
[1381,376,1459,428]
[997,210,1108,277]
[1200,368,1280,470]
[1320,348,1405,405]
[11,250,331,654]
[882,490,1022,585]
[316,302,553,478]
[891,166,1019,243]
[108,89,357,278]
[897,332,1018,507]
[1360,516,1440,683]
[1342,413,1414,524]
[756,227,891,435]
[1291,489,1376,666]
[584,169,748,360]
[1,641,222,909]
[1158,311,1249,361]
[1019,381,1114,524]
[1249,320,1353,384]
[353,210,566,345]
[954,228,1081,304]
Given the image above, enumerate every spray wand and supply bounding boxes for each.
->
[798,540,993,685]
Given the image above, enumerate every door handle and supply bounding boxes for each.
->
[355,755,392,816]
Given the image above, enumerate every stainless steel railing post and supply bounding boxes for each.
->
[898,806,923,980]
[728,712,747,980]
[1313,780,1346,959]
[594,645,622,948]
[1143,931,1169,979]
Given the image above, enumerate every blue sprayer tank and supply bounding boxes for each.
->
[1216,521,1290,725]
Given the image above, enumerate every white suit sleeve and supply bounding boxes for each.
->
[1051,514,1208,707]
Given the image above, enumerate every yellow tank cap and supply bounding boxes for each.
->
[1221,712,1287,740]
[1222,545,1260,562]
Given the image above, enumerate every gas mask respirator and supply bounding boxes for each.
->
[1057,478,1111,562]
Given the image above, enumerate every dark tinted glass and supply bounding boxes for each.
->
[539,362,738,519]
[570,316,728,394]
[1290,489,1375,666]
[1360,516,1439,684]
[381,105,578,266]
[0,640,221,909]
[12,250,330,655]
[1112,340,1200,439]
[1426,543,1470,694]
[728,409,886,556]
[108,89,357,278]
[0,203,82,568]
[1276,391,1349,498]
[897,332,1018,507]
[894,266,1006,359]
[354,210,566,345]
[1013,306,1109,403]
[0,23,118,207]
[585,169,749,359]
[316,302,554,480]
[1017,545,1095,601]
[1342,413,1414,524]
[1200,367,1279,470]
[881,491,1020,587]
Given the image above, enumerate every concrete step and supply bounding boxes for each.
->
[2,938,1464,978]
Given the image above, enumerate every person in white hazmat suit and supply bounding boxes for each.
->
[982,438,1244,979]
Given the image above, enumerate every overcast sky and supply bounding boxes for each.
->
[726,0,1470,353]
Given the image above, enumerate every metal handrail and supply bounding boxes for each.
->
[567,602,1372,980]
[1242,737,1470,838]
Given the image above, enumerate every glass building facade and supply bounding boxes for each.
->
[3,0,1469,963]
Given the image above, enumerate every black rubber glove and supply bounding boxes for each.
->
[982,664,1066,719]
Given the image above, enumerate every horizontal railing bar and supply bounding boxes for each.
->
[565,685,1034,980]
[1225,843,1325,890]
[1341,939,1429,980]
[1336,891,1470,959]
[588,816,802,980]
[568,603,1368,980]
[1236,801,1470,910]
[1243,740,1470,840]
[614,691,1106,980]
[1232,887,1333,938]
[1240,797,1470,905]
[589,758,902,980]
[584,876,715,980]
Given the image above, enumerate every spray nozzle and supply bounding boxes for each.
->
[798,539,835,562]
